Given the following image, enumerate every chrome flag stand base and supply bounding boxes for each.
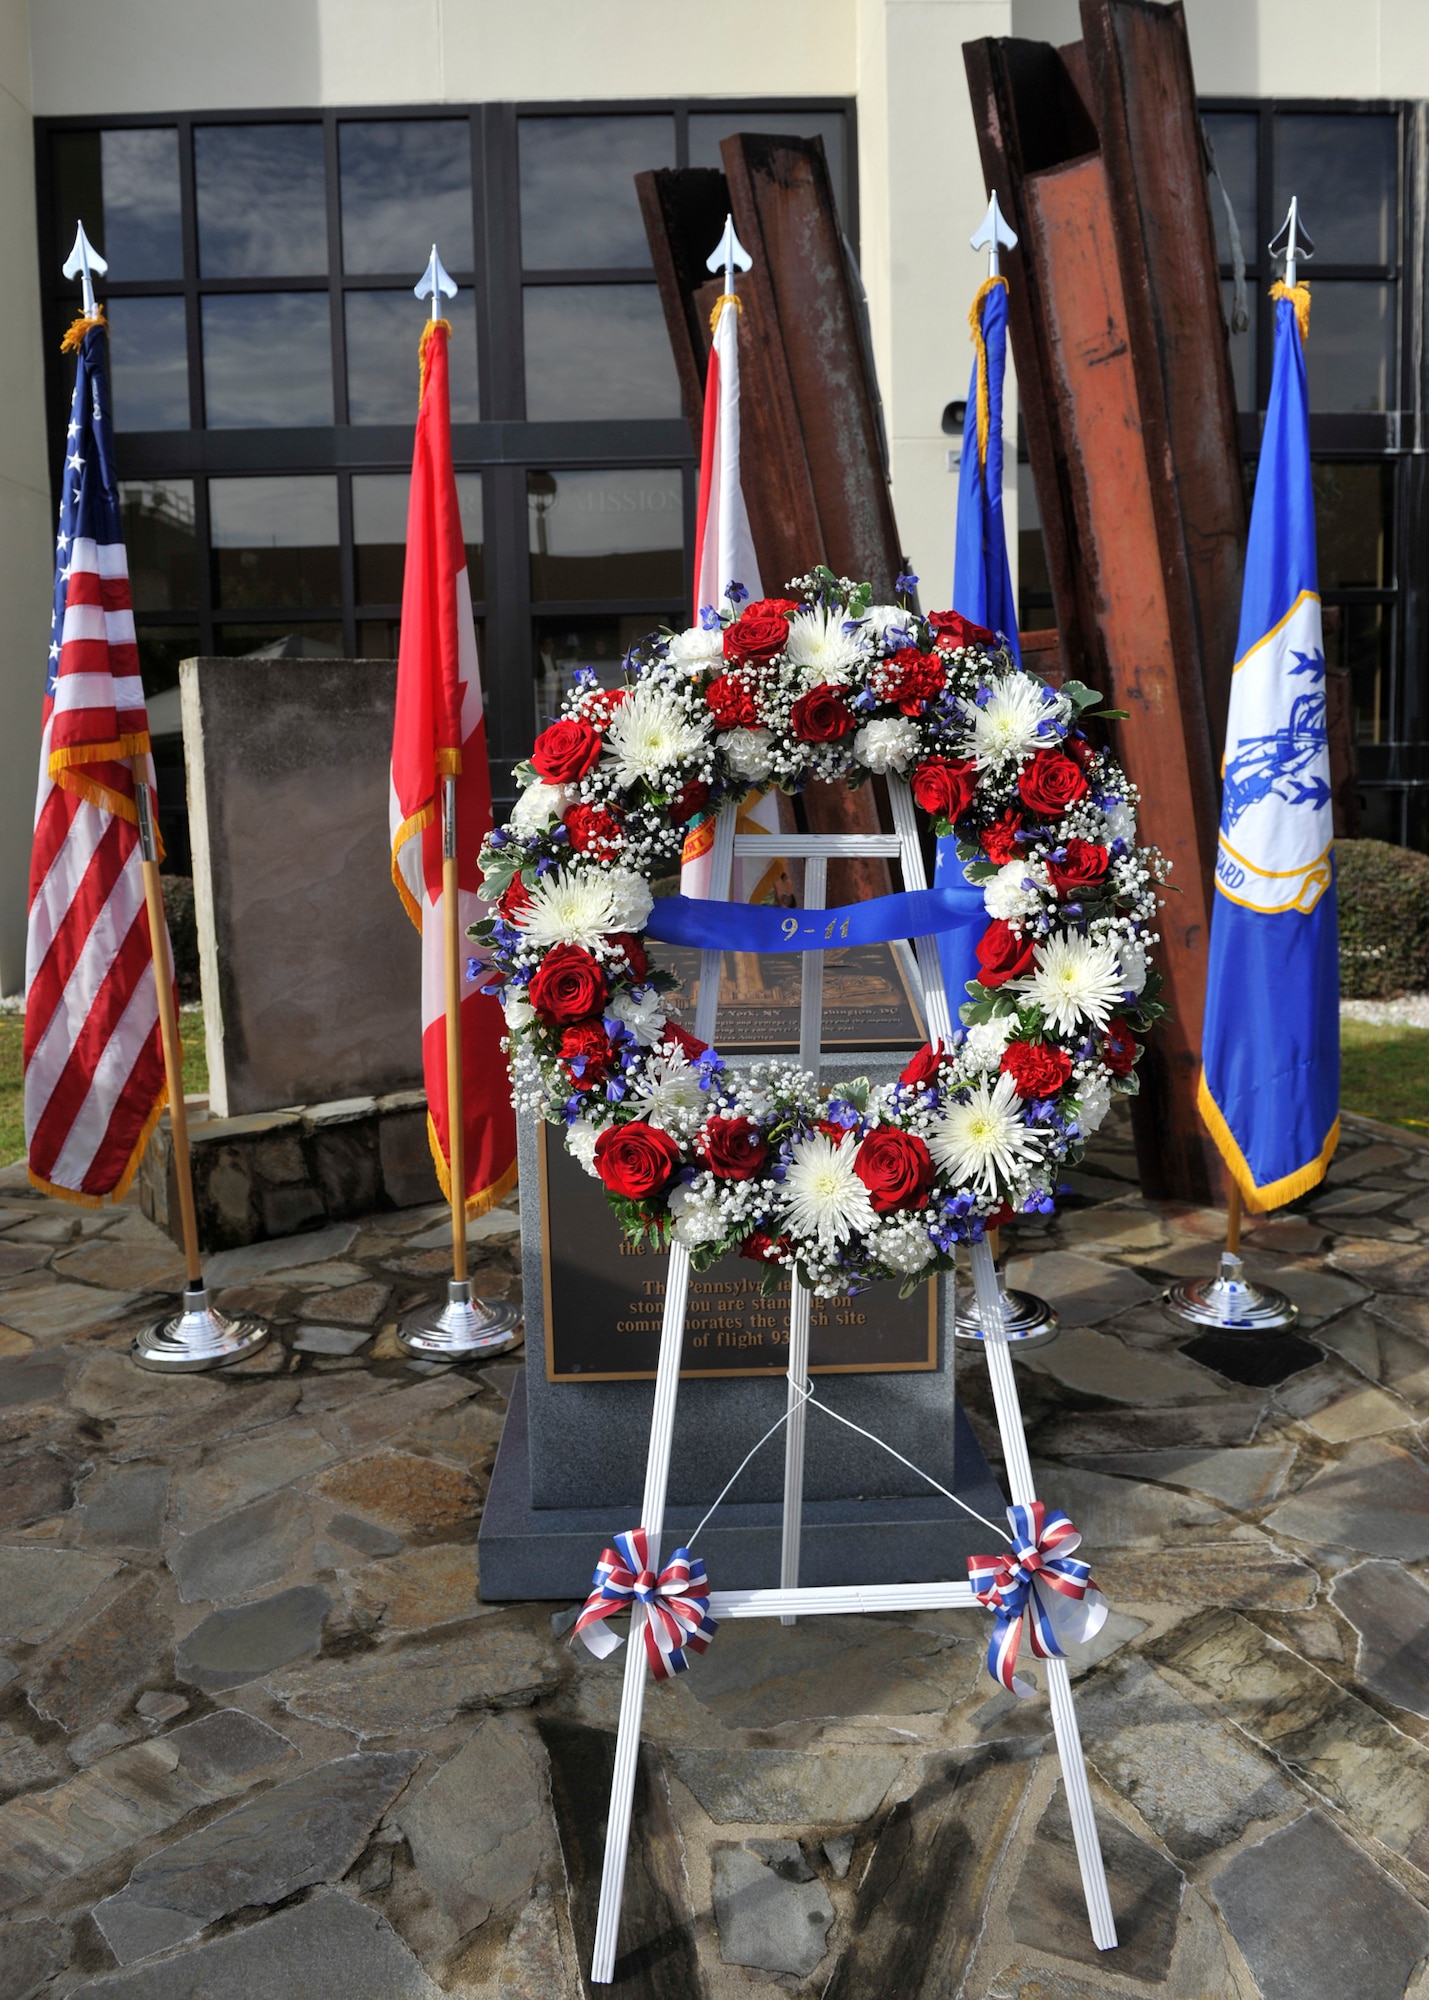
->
[1164,1251,1299,1333]
[953,1265,1060,1349]
[132,1283,270,1373]
[398,1278,522,1360]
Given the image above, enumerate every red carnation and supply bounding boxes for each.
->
[1045,839,1109,897]
[564,803,624,856]
[560,1021,615,1093]
[610,932,648,982]
[1103,1018,1138,1077]
[579,686,629,731]
[532,716,601,784]
[662,1021,709,1061]
[706,673,762,729]
[1065,733,1096,771]
[880,647,946,715]
[739,1230,791,1265]
[975,920,1037,988]
[927,609,996,652]
[980,811,1026,865]
[1018,748,1088,817]
[593,1121,683,1201]
[498,875,532,922]
[853,1127,936,1213]
[527,944,609,1025]
[911,756,978,823]
[723,597,800,664]
[697,1117,768,1181]
[816,1118,853,1147]
[790,682,855,743]
[1000,1039,1073,1100]
[669,779,710,826]
[899,1041,945,1088]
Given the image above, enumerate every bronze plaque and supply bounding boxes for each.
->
[658,941,926,1053]
[540,1124,937,1381]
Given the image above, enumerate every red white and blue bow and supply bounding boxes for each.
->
[967,1502,1106,1699]
[572,1529,717,1682]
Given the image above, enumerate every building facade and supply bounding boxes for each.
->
[2,0,1426,991]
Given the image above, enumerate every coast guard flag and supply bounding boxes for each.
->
[1198,283,1339,1209]
[390,318,516,1216]
[24,311,172,1205]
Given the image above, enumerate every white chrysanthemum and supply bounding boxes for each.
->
[508,782,569,833]
[966,675,1067,767]
[602,684,707,786]
[984,858,1048,922]
[504,994,535,1031]
[1118,938,1148,995]
[879,1216,935,1274]
[783,607,868,683]
[603,869,654,934]
[928,1072,1047,1197]
[719,727,776,781]
[626,1048,706,1134]
[567,1119,604,1177]
[860,604,915,643]
[1074,1072,1112,1136]
[666,625,725,669]
[1021,934,1125,1036]
[518,869,620,950]
[779,1132,876,1248]
[610,988,667,1047]
[961,1015,1017,1074]
[668,1177,725,1246]
[1104,799,1135,845]
[854,716,921,775]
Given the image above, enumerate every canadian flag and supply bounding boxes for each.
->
[389,320,516,1216]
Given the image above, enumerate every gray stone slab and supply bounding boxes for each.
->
[396,1719,544,1950]
[1212,1811,1429,2000]
[1015,1326,1229,1405]
[264,1621,563,1736]
[70,1349,225,1422]
[1265,1438,1429,1558]
[1331,1560,1429,1717]
[0,1354,68,1408]
[712,1844,834,1977]
[176,1585,330,1692]
[293,1323,371,1356]
[94,1749,418,1964]
[670,1748,903,1825]
[203,1223,359,1287]
[0,1445,82,1530]
[0,1283,143,1341]
[1037,1400,1268,1457]
[78,1465,169,1548]
[1004,1249,1160,1324]
[1067,1445,1295,1510]
[327,1511,403,1558]
[74,1889,440,1998]
[168,1489,309,1604]
[1030,1463,1236,1549]
[687,1612,965,1728]
[1009,1783,1184,1984]
[28,1574,169,1734]
[167,1709,295,1789]
[172,1425,336,1531]
[0,1547,118,1645]
[0,1918,65,2000]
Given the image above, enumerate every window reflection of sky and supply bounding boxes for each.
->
[339,121,473,274]
[519,116,672,269]
[108,298,188,429]
[345,291,478,423]
[527,469,680,557]
[523,286,679,420]
[1274,115,1398,266]
[100,129,182,279]
[196,124,327,277]
[202,294,332,427]
[209,476,339,548]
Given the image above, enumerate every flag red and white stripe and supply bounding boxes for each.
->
[390,318,516,1216]
[24,317,171,1206]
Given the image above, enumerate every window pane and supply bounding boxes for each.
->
[1202,112,1256,271]
[534,613,662,729]
[1221,281,1256,411]
[1323,602,1391,745]
[523,286,680,420]
[689,112,848,225]
[1301,280,1395,414]
[52,131,102,274]
[134,626,199,702]
[352,472,409,602]
[215,623,344,658]
[345,290,478,423]
[108,297,189,430]
[339,120,473,275]
[210,476,340,608]
[358,619,401,660]
[202,294,333,427]
[529,468,682,602]
[1312,461,1392,590]
[1274,114,1397,268]
[120,480,197,610]
[519,116,673,269]
[456,470,484,598]
[195,124,327,277]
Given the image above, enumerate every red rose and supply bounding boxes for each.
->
[1000,1039,1073,1100]
[697,1117,768,1180]
[985,1201,1017,1230]
[911,757,978,822]
[739,1230,791,1265]
[723,597,800,664]
[498,875,532,922]
[927,609,996,652]
[1103,1018,1138,1076]
[706,673,761,729]
[528,944,609,1025]
[790,682,855,743]
[981,811,1026,865]
[1018,748,1088,818]
[532,716,601,784]
[579,687,628,731]
[899,1041,945,1088]
[1045,838,1109,897]
[564,803,623,855]
[669,780,710,826]
[560,1022,614,1093]
[610,932,648,982]
[593,1121,683,1200]
[976,920,1036,988]
[662,1021,709,1061]
[1065,733,1096,771]
[853,1127,936,1213]
[879,647,946,715]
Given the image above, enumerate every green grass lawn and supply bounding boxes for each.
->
[0,1007,209,1170]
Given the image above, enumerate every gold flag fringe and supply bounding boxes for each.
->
[708,292,743,334]
[1269,279,1311,344]
[61,308,107,354]
[968,275,1008,471]
[418,317,452,399]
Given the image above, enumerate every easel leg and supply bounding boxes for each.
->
[779,1279,812,1623]
[969,1235,1117,1950]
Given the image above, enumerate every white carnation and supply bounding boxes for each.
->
[504,994,535,1031]
[720,727,776,782]
[567,1119,604,1177]
[604,868,654,933]
[1118,938,1148,995]
[1074,1071,1112,1136]
[666,625,725,670]
[1104,799,1136,845]
[879,1216,935,1275]
[983,858,1048,922]
[854,716,921,775]
[668,1177,725,1246]
[509,782,569,833]
[860,604,915,643]
[610,988,667,1047]
[961,1015,1017,1073]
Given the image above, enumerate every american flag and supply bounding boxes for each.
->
[24,316,170,1205]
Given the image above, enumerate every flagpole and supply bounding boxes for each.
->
[442,774,468,1290]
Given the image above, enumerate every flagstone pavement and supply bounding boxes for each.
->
[3,1107,1429,1997]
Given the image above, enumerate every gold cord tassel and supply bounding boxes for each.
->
[967,275,1008,471]
[708,292,742,334]
[1269,279,1311,343]
[61,307,106,354]
[418,316,452,398]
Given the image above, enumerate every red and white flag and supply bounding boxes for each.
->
[24,314,171,1205]
[390,318,516,1217]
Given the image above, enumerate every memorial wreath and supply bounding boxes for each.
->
[476,569,1166,1299]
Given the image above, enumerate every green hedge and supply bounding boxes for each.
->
[1336,839,1429,998]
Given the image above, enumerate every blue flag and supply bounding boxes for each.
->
[1199,287,1339,1208]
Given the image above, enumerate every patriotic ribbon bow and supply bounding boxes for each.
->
[968,1502,1106,1699]
[572,1529,717,1682]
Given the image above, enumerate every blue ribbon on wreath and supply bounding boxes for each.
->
[645,878,986,970]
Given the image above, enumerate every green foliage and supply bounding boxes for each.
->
[1336,839,1429,999]
[1340,1021,1429,1132]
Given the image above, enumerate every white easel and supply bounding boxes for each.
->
[589,787,1117,1981]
